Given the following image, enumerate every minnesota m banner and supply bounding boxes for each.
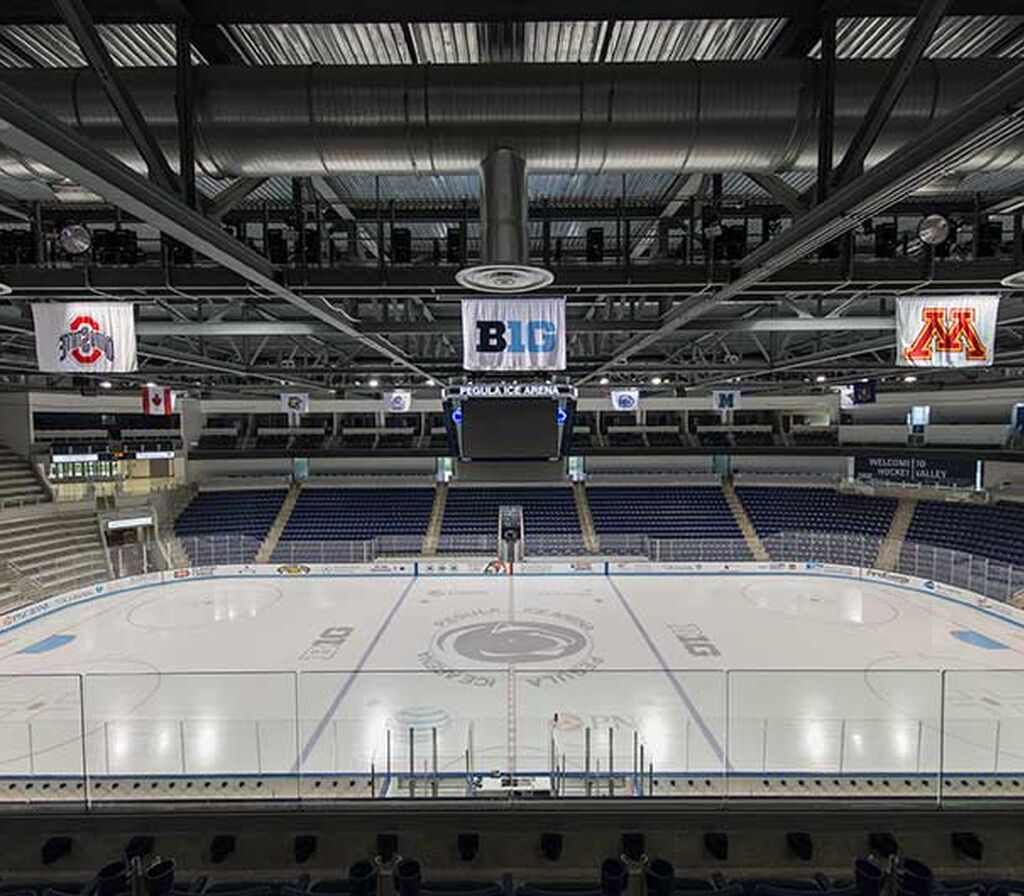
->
[896,296,999,368]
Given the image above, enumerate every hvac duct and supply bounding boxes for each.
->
[456,148,553,293]
[2,60,1024,179]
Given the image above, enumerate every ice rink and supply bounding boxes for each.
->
[2,568,1024,799]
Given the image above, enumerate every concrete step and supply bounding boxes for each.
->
[0,536,104,567]
[31,556,109,587]
[422,483,449,556]
[722,479,769,561]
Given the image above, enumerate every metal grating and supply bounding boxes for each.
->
[0,23,204,67]
[809,15,1024,59]
[605,19,786,62]
[225,23,410,65]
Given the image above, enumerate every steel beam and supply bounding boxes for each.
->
[207,177,268,221]
[831,0,951,189]
[816,13,836,206]
[744,173,808,217]
[1,0,1016,25]
[131,316,900,338]
[175,16,197,209]
[0,76,435,382]
[580,58,1024,383]
[54,0,179,196]
[138,344,326,389]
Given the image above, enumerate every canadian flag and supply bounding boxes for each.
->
[142,385,175,416]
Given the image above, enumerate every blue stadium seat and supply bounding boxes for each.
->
[586,485,751,560]
[175,489,287,563]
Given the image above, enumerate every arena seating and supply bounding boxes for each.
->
[737,487,896,562]
[175,489,286,563]
[273,488,435,559]
[903,499,1024,566]
[441,487,583,554]
[586,485,750,559]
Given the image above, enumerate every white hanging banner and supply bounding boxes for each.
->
[711,389,741,411]
[610,389,640,411]
[142,385,176,416]
[461,297,566,371]
[896,296,999,367]
[32,302,137,373]
[383,390,412,413]
[279,393,309,415]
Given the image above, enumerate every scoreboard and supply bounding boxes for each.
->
[443,383,576,461]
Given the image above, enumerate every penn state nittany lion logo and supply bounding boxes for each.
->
[435,621,587,664]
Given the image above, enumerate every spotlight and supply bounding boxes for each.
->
[368,378,380,388]
[425,379,436,387]
[903,375,918,383]
[651,376,663,385]
[814,375,827,383]
[57,222,93,256]
[599,377,610,386]
[917,213,950,247]
[99,380,113,389]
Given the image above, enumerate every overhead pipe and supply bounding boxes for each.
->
[2,60,1024,179]
[456,148,553,293]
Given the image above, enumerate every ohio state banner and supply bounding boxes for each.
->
[32,302,137,373]
[896,296,999,367]
[461,297,566,371]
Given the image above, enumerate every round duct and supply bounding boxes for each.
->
[457,148,553,293]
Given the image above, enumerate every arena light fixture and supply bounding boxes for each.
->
[599,376,610,385]
[651,376,663,385]
[1002,269,1024,288]
[815,374,827,383]
[425,378,436,386]
[99,380,113,389]
[904,374,918,383]
[368,378,380,388]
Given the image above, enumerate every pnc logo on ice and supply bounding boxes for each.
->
[475,319,558,354]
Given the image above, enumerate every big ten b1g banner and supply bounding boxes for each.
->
[896,296,998,368]
[461,297,566,372]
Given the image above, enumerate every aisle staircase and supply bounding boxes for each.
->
[0,445,49,506]
[573,482,599,552]
[875,494,918,571]
[722,478,769,561]
[422,482,449,556]
[0,508,109,611]
[256,482,302,563]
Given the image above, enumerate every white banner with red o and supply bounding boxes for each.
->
[32,302,137,373]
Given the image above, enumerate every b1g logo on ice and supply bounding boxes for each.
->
[461,297,566,371]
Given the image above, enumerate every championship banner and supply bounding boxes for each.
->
[279,393,309,421]
[32,302,137,373]
[142,385,175,416]
[711,390,741,411]
[840,379,877,409]
[461,297,566,372]
[897,296,998,367]
[383,390,412,413]
[610,389,639,412]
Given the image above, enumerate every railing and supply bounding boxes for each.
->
[1,667,1023,804]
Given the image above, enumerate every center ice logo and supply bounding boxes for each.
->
[436,621,587,664]
[419,607,601,687]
